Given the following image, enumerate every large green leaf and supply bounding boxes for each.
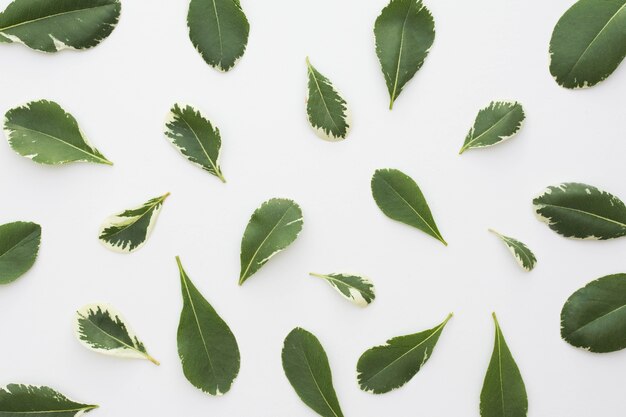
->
[281,328,344,417]
[459,101,525,154]
[0,384,97,416]
[176,257,240,395]
[489,229,536,272]
[309,272,375,307]
[374,0,435,109]
[533,183,626,240]
[356,313,452,394]
[0,0,120,52]
[187,0,250,72]
[4,100,113,165]
[561,274,626,353]
[239,198,303,285]
[0,221,41,285]
[549,0,626,88]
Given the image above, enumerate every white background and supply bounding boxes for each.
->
[0,0,625,415]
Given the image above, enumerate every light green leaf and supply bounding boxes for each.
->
[371,168,446,245]
[282,327,344,417]
[98,193,170,253]
[305,57,351,141]
[187,0,250,71]
[164,104,225,183]
[0,0,120,52]
[357,313,452,394]
[0,384,97,416]
[0,221,41,285]
[549,0,626,88]
[561,273,626,353]
[374,0,435,109]
[239,198,303,285]
[459,101,525,154]
[309,272,375,307]
[480,313,528,417]
[176,257,240,396]
[489,229,536,272]
[74,304,159,365]
[533,182,626,240]
[3,100,113,165]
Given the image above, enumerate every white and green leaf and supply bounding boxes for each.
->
[459,101,525,154]
[309,272,375,307]
[0,384,98,416]
[489,229,536,272]
[0,221,41,285]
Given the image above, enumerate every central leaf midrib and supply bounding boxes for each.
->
[539,202,626,230]
[102,198,164,241]
[0,3,117,33]
[178,112,221,175]
[566,304,626,338]
[464,106,518,149]
[302,349,342,417]
[80,312,141,355]
[0,229,38,260]
[390,1,414,104]
[307,64,340,131]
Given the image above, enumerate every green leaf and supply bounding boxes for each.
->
[356,313,452,394]
[0,0,120,52]
[3,100,113,165]
[561,273,626,353]
[164,104,226,183]
[480,313,528,417]
[549,0,626,88]
[305,57,351,141]
[239,198,303,285]
[489,229,536,272]
[176,257,240,396]
[0,384,97,416]
[533,183,626,240]
[98,193,170,253]
[374,0,435,109]
[371,168,446,245]
[0,221,41,285]
[309,272,375,307]
[187,0,250,72]
[74,304,159,365]
[281,328,344,417]
[459,101,525,154]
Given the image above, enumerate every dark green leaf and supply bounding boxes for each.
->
[0,384,97,416]
[0,221,40,285]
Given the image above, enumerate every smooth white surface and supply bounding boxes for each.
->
[1,0,625,415]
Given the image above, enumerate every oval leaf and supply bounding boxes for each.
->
[371,168,446,245]
[309,272,375,307]
[533,183,626,240]
[561,273,626,353]
[74,304,159,365]
[0,221,41,285]
[0,0,120,52]
[98,192,170,253]
[282,327,344,417]
[4,100,113,165]
[176,257,240,395]
[480,313,528,417]
[374,0,435,109]
[0,384,97,416]
[305,57,351,141]
[489,229,536,272]
[239,198,303,285]
[187,0,250,71]
[459,101,525,154]
[549,0,626,88]
[357,313,452,394]
[164,104,226,183]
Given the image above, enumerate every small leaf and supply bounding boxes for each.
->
[0,384,98,416]
[561,273,626,353]
[371,168,446,245]
[459,101,525,154]
[3,100,113,165]
[164,104,226,183]
[533,182,626,240]
[305,57,351,141]
[74,304,159,365]
[549,0,626,88]
[309,272,375,307]
[489,229,536,272]
[374,0,435,109]
[0,0,120,52]
[282,327,344,417]
[239,198,303,285]
[480,313,528,417]
[187,0,250,71]
[176,257,240,395]
[0,221,41,285]
[98,192,170,253]
[357,313,452,394]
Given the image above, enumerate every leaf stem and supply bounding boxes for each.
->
[145,353,161,366]
[308,272,327,280]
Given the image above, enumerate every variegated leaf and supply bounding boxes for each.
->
[0,384,97,416]
[459,101,525,154]
[309,272,375,307]
[489,229,536,272]
[0,221,41,285]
